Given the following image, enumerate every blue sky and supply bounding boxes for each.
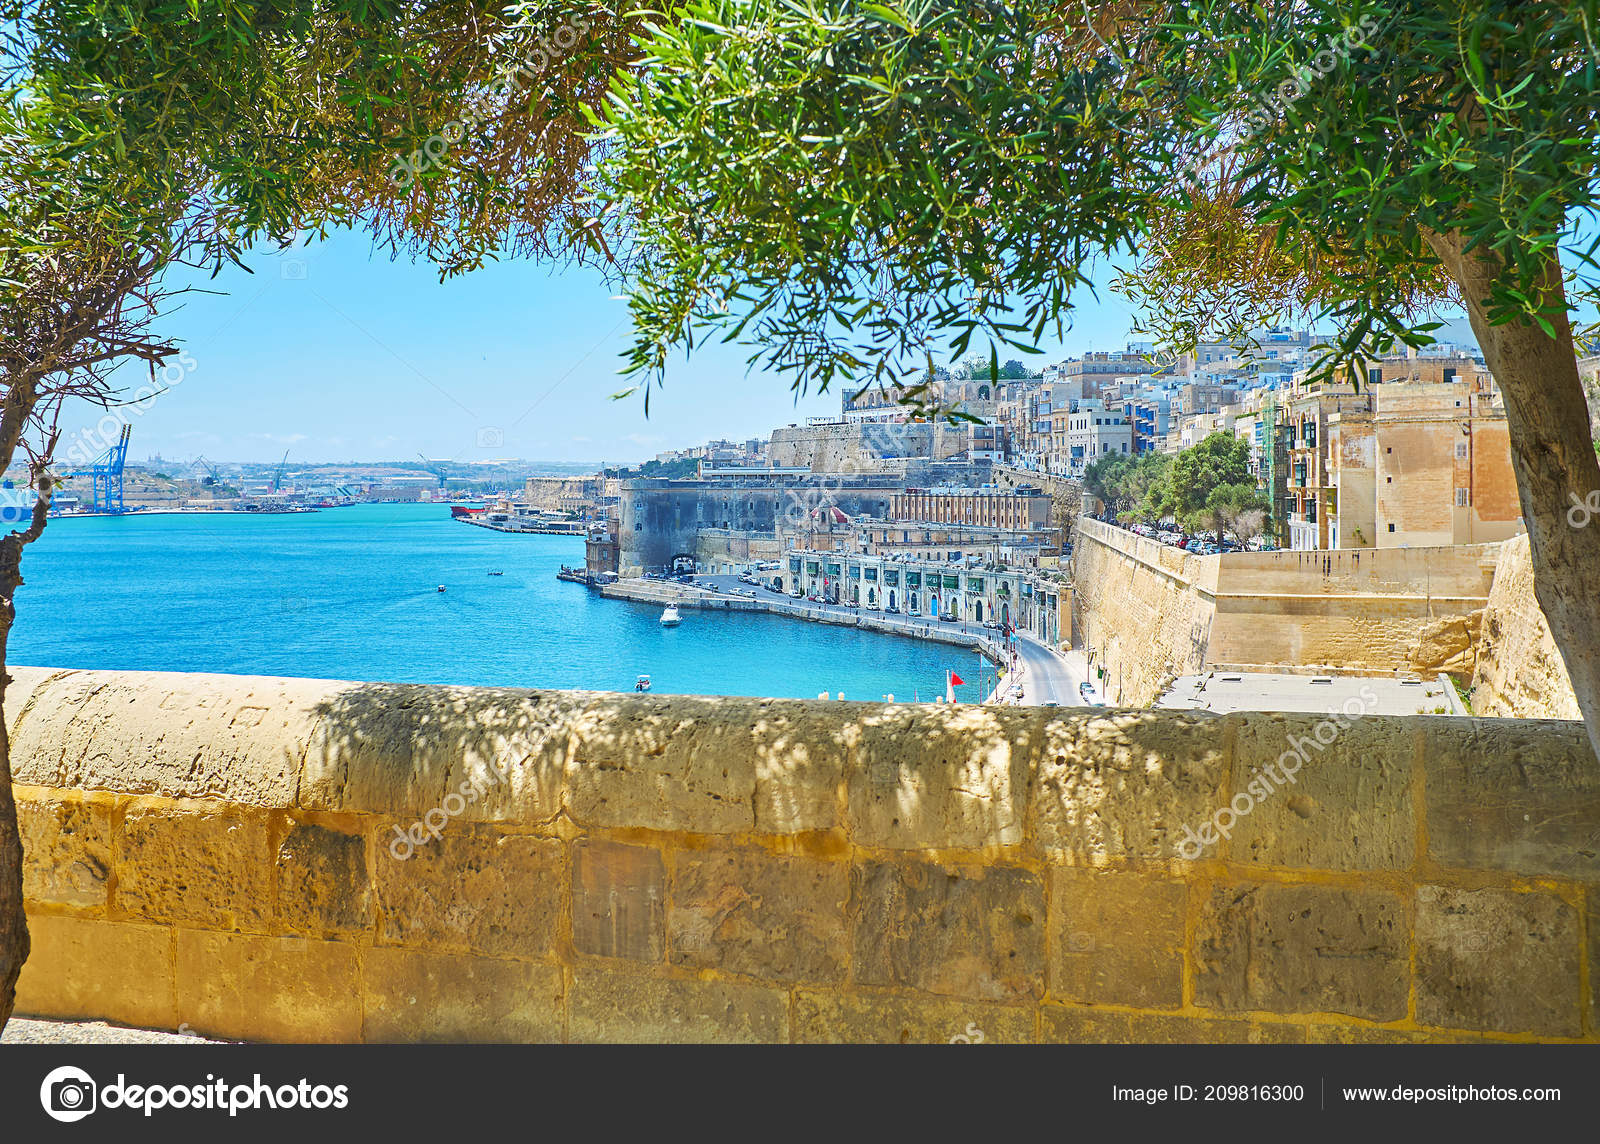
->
[78,231,1147,467]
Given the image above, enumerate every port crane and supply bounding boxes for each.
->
[271,449,290,493]
[190,455,222,486]
[66,425,132,513]
[417,454,450,489]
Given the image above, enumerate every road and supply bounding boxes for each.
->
[692,574,997,641]
[1011,632,1093,707]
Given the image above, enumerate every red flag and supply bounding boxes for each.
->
[949,672,965,686]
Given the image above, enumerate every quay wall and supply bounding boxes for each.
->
[9,665,1597,1043]
[1072,519,1500,706]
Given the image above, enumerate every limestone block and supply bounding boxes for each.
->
[176,931,360,1042]
[750,701,848,834]
[375,824,563,958]
[3,665,70,737]
[668,847,846,982]
[849,860,1045,1001]
[568,967,787,1043]
[1414,885,1581,1037]
[17,789,114,910]
[1040,1007,1304,1044]
[571,839,665,963]
[847,707,1042,850]
[1227,713,1416,871]
[1031,711,1228,861]
[1195,883,1408,1021]
[1307,1024,1476,1044]
[566,696,756,834]
[792,990,1033,1044]
[10,668,322,804]
[1591,887,1600,1035]
[362,949,564,1043]
[1047,867,1185,1009]
[276,819,372,936]
[15,914,176,1031]
[299,682,574,822]
[116,801,273,932]
[1424,719,1600,881]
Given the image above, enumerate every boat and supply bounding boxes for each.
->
[635,674,652,692]
[487,570,504,576]
[436,585,446,593]
[659,604,681,627]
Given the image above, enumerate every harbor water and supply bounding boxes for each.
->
[10,503,975,700]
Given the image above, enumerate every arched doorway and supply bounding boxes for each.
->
[867,587,876,607]
[973,600,983,623]
[887,589,897,611]
[909,591,918,613]
[1000,602,1010,629]
[930,593,939,618]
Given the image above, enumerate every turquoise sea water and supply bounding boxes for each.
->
[9,502,969,699]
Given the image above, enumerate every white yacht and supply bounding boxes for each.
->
[659,604,681,627]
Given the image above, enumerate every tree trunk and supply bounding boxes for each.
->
[0,618,27,1029]
[1427,230,1600,762]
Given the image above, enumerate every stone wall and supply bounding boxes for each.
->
[1471,534,1581,720]
[9,665,1597,1043]
[1072,519,1501,705]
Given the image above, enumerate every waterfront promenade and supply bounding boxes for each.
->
[595,572,1086,707]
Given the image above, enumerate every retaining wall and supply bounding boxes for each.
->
[1073,519,1500,705]
[8,665,1597,1043]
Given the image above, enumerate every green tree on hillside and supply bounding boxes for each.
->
[1166,433,1255,546]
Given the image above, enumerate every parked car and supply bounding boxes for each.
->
[885,605,899,614]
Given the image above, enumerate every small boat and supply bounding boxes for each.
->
[487,570,504,576]
[635,674,652,692]
[659,605,681,627]
[436,585,446,593]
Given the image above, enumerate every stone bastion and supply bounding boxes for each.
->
[7,665,1597,1043]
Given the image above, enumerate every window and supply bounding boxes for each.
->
[1388,523,1396,532]
[1386,476,1392,483]
[1455,488,1470,506]
[1455,443,1468,459]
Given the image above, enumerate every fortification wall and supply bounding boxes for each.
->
[1072,520,1500,704]
[1471,534,1581,720]
[8,665,1596,1043]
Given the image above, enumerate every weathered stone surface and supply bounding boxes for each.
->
[1048,868,1185,1008]
[1590,886,1599,1035]
[1307,1023,1476,1044]
[362,949,563,1042]
[567,696,755,833]
[375,825,562,958]
[750,701,847,833]
[1414,885,1581,1037]
[300,682,573,822]
[3,665,68,738]
[1041,1007,1304,1044]
[1195,883,1407,1021]
[1424,720,1600,881]
[850,860,1045,1001]
[1128,1014,1304,1044]
[793,990,1033,1044]
[847,706,1041,850]
[16,790,114,909]
[568,967,786,1043]
[15,914,176,1031]
[1227,713,1415,871]
[176,931,360,1042]
[571,839,665,963]
[1470,534,1581,720]
[276,818,372,935]
[10,668,319,803]
[668,848,846,982]
[1030,712,1229,861]
[117,801,273,932]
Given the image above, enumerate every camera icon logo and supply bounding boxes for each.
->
[280,258,308,280]
[40,1065,97,1122]
[476,426,504,449]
